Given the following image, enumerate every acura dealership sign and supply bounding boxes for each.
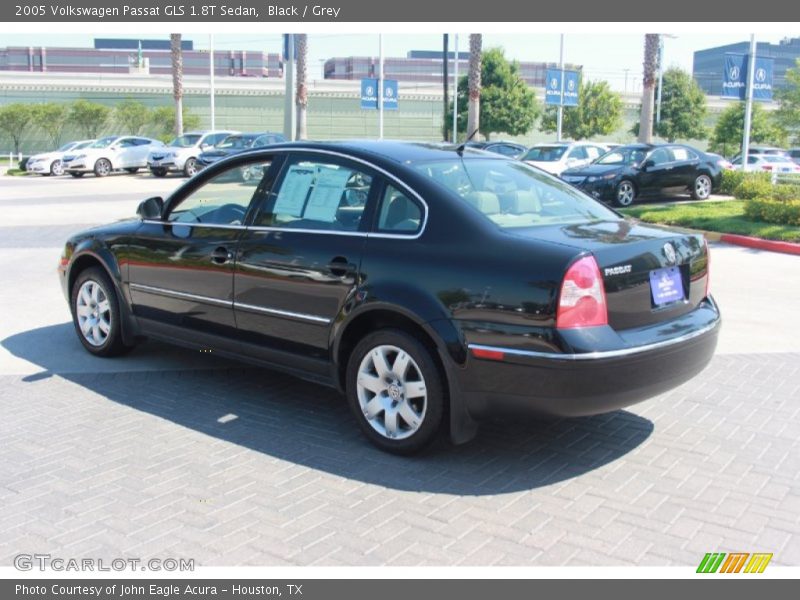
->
[723,53,774,101]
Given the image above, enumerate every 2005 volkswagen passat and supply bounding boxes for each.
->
[59,141,720,454]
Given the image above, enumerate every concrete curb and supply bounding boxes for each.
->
[719,233,800,256]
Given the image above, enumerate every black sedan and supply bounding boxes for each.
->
[561,143,723,207]
[58,141,720,454]
[463,141,528,159]
[196,132,286,171]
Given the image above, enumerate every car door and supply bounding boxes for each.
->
[667,146,701,189]
[132,138,157,167]
[233,152,375,368]
[112,137,138,169]
[638,147,673,194]
[128,156,273,343]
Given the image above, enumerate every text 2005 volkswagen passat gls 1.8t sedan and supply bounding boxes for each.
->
[59,141,720,454]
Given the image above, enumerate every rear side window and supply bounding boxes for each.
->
[255,157,373,231]
[376,185,422,234]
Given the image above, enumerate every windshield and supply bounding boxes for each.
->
[89,137,118,149]
[763,155,790,163]
[73,141,94,150]
[215,135,255,150]
[57,142,76,152]
[169,134,202,148]
[595,147,648,166]
[523,146,568,162]
[414,158,620,229]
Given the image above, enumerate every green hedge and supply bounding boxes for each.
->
[745,198,800,226]
[720,170,771,196]
[733,175,774,200]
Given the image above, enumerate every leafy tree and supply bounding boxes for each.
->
[69,99,110,138]
[540,79,623,140]
[774,58,800,144]
[0,103,34,154]
[31,103,69,148]
[115,99,151,135]
[708,101,787,157]
[447,47,539,140]
[631,68,707,142]
[150,105,200,142]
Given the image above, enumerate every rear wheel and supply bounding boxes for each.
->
[691,174,712,200]
[346,329,444,454]
[70,267,133,357]
[183,157,198,177]
[50,160,64,176]
[93,158,111,177]
[614,179,636,207]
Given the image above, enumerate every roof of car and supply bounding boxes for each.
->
[242,140,508,164]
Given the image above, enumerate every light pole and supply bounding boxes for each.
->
[742,34,757,162]
[556,34,565,142]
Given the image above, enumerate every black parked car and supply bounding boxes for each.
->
[196,132,286,171]
[463,141,528,159]
[59,141,719,454]
[561,144,722,207]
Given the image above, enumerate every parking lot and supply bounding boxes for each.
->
[1,173,799,566]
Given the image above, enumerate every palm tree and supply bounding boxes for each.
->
[637,34,659,143]
[170,33,184,137]
[295,34,308,140]
[467,34,482,140]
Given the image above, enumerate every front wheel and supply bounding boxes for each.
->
[94,158,112,177]
[614,180,636,207]
[124,167,139,174]
[69,172,84,178]
[183,157,198,177]
[70,267,133,357]
[691,174,712,200]
[346,329,444,454]
[150,167,167,177]
[50,160,64,176]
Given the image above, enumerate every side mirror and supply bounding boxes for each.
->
[642,159,655,170]
[137,196,164,220]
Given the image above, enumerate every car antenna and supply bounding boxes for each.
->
[456,128,480,156]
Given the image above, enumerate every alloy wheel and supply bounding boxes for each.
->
[694,175,711,199]
[356,344,427,440]
[75,280,112,347]
[51,160,64,176]
[616,181,635,206]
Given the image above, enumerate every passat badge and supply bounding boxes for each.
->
[604,265,632,276]
[663,243,677,265]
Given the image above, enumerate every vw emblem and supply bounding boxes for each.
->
[729,66,740,80]
[663,243,677,265]
[550,77,558,89]
[756,67,767,82]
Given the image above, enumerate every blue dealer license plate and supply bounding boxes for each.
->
[649,267,685,307]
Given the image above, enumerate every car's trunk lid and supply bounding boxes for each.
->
[511,220,710,330]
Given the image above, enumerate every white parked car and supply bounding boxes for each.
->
[521,142,608,176]
[63,136,166,178]
[25,140,95,176]
[731,154,800,174]
[147,130,237,178]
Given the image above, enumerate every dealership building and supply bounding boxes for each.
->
[693,37,800,95]
[324,50,582,87]
[0,38,283,78]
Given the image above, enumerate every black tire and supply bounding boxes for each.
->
[125,167,139,174]
[69,171,84,178]
[150,168,168,177]
[613,179,636,207]
[183,157,198,177]
[93,158,112,177]
[345,328,445,455]
[70,267,133,358]
[691,174,712,200]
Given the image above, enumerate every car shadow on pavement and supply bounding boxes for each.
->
[3,323,654,496]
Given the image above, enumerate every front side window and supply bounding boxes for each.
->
[256,158,373,232]
[414,158,619,229]
[167,160,272,226]
[648,148,672,165]
[90,137,118,149]
[596,147,647,166]
[568,146,588,160]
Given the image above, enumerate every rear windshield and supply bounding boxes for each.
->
[523,146,567,162]
[414,158,620,229]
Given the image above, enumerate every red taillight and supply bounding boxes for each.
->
[470,347,505,361]
[556,255,608,329]
[763,165,773,171]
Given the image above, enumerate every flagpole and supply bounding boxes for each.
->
[741,34,756,162]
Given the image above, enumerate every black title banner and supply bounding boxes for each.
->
[2,0,799,22]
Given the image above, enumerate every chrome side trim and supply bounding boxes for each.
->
[128,283,330,324]
[141,220,246,230]
[129,283,233,308]
[468,319,720,362]
[234,302,330,324]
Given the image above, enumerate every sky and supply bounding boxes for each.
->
[2,32,795,92]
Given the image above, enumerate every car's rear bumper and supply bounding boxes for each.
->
[457,298,721,419]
